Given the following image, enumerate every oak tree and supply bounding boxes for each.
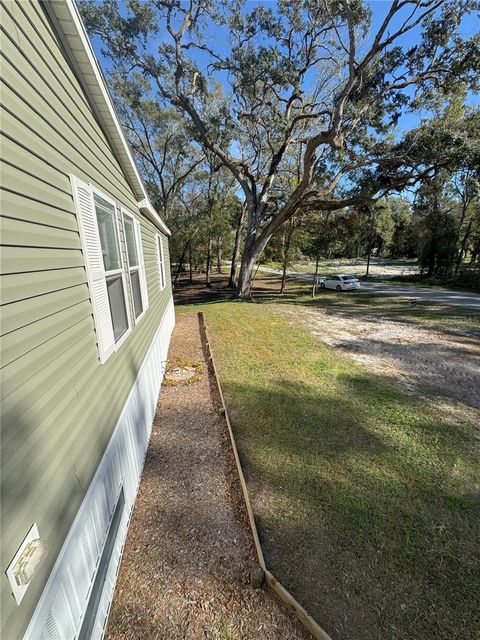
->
[81,0,480,298]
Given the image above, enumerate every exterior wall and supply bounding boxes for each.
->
[23,299,175,640]
[0,1,173,638]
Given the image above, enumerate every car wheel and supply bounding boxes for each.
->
[320,282,325,288]
[336,285,342,292]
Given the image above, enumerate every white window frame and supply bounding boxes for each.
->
[156,233,166,291]
[122,208,148,325]
[90,185,131,354]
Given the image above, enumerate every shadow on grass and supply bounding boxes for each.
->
[256,287,480,339]
[221,375,480,640]
[175,274,480,336]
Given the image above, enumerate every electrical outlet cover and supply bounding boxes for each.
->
[6,524,41,605]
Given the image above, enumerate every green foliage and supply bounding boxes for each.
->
[79,0,480,296]
[414,175,458,277]
[390,198,416,258]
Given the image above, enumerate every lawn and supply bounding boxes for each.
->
[178,295,480,640]
[298,290,480,337]
[252,274,480,336]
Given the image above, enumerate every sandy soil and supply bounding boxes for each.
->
[291,259,419,278]
[105,313,310,640]
[279,306,480,416]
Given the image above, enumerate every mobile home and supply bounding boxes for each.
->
[1,1,174,637]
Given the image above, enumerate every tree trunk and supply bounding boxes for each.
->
[235,201,298,300]
[365,208,375,277]
[189,244,193,283]
[365,242,372,277]
[206,234,212,288]
[216,238,222,273]
[235,223,264,300]
[229,203,246,288]
[454,217,473,275]
[312,255,320,297]
[173,238,191,286]
[280,226,293,294]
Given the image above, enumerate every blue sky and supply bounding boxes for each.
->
[90,0,479,138]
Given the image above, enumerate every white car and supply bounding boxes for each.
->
[319,274,360,291]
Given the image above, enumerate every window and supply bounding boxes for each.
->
[93,193,129,342]
[156,234,166,290]
[70,175,131,363]
[123,210,149,322]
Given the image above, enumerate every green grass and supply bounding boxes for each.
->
[307,291,480,336]
[180,301,480,640]
[252,275,480,337]
[366,273,480,293]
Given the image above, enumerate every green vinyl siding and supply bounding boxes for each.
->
[0,2,172,638]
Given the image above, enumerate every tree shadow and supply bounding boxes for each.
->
[218,376,480,640]
[173,272,311,306]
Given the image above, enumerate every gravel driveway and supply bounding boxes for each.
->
[259,267,480,310]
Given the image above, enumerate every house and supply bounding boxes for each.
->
[0,1,174,637]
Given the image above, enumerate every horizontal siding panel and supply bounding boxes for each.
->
[1,299,92,367]
[1,332,97,429]
[2,271,164,456]
[13,1,93,116]
[0,268,87,305]
[0,246,84,274]
[5,7,132,198]
[0,55,137,209]
[1,3,127,182]
[0,101,138,217]
[1,348,95,456]
[0,134,72,195]
[0,3,174,639]
[1,316,94,399]
[0,160,75,213]
[3,377,118,505]
[0,216,80,250]
[0,189,78,232]
[2,372,109,502]
[1,294,162,454]
[1,283,89,336]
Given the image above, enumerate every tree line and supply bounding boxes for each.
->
[80,0,480,296]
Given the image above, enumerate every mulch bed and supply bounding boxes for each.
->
[105,312,310,640]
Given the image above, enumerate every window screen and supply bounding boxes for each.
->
[123,215,139,267]
[106,274,128,341]
[123,213,147,320]
[130,270,143,319]
[94,194,121,272]
[157,235,166,290]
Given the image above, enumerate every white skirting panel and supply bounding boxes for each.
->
[24,297,175,640]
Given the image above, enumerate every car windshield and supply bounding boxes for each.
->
[341,276,355,281]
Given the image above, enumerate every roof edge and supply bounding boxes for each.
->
[44,0,171,237]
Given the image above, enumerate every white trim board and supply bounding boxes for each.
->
[23,297,175,640]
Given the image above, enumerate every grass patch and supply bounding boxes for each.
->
[189,301,480,640]
[366,272,480,293]
[251,277,480,337]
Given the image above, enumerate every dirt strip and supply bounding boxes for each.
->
[105,312,310,640]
